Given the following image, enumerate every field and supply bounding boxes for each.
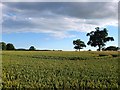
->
[1,51,119,89]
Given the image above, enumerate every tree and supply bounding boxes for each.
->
[29,46,36,51]
[104,46,119,51]
[86,27,114,51]
[6,43,15,50]
[73,39,86,51]
[0,42,6,50]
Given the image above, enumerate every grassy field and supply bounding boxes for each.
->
[1,51,119,89]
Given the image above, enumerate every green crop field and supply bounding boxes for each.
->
[1,51,119,89]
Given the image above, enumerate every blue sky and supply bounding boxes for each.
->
[1,1,118,51]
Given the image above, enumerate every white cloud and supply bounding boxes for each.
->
[2,2,118,38]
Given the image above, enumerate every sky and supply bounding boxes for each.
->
[0,0,119,51]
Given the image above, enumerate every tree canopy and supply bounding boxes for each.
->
[86,27,114,51]
[73,39,86,51]
[29,46,36,51]
[103,46,119,51]
[6,43,15,50]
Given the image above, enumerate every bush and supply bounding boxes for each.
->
[104,46,119,51]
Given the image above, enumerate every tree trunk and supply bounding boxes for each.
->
[98,45,101,51]
[79,49,80,51]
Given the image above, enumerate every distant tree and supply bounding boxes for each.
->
[6,43,15,50]
[104,46,119,51]
[86,27,114,51]
[29,46,36,51]
[73,39,86,51]
[88,49,91,51]
[0,42,6,50]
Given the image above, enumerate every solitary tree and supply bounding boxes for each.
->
[73,39,86,51]
[6,43,15,50]
[0,42,6,50]
[29,46,36,51]
[86,27,114,51]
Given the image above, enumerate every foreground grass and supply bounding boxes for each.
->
[1,51,119,89]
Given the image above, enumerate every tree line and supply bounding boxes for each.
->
[0,42,36,51]
[0,42,15,50]
[0,27,119,51]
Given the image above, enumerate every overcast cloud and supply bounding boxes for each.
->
[1,2,118,38]
[2,0,119,2]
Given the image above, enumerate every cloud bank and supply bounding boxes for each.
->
[2,2,118,38]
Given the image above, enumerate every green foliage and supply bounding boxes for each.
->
[2,51,118,89]
[29,46,36,51]
[73,39,86,51]
[87,27,114,51]
[6,43,15,50]
[103,46,119,51]
[0,42,6,50]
